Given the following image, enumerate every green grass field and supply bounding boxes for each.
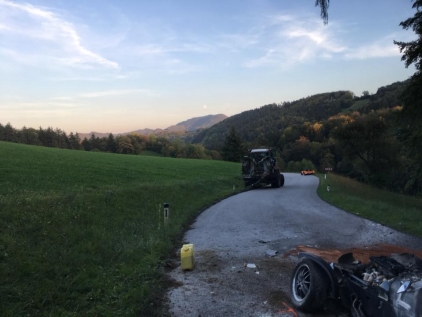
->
[0,141,243,316]
[317,173,422,237]
[3,141,421,316]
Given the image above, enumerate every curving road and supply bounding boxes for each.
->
[166,173,422,317]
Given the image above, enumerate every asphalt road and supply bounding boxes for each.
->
[166,173,422,317]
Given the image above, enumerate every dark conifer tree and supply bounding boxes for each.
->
[106,133,117,153]
[69,132,82,149]
[81,137,91,151]
[222,127,245,162]
[3,123,15,142]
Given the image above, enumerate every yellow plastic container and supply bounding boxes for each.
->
[180,244,194,270]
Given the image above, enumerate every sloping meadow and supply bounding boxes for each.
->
[317,173,422,237]
[0,141,242,316]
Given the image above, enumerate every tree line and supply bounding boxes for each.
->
[0,124,221,160]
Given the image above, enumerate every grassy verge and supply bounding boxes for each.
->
[317,173,422,238]
[0,141,243,316]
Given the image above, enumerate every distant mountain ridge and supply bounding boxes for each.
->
[165,114,228,132]
[78,114,227,139]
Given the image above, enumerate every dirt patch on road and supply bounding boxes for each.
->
[284,243,422,263]
[196,250,224,272]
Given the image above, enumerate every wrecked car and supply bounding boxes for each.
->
[241,148,284,188]
[290,252,422,316]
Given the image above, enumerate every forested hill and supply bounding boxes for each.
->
[192,80,419,195]
[191,81,408,151]
[165,114,228,132]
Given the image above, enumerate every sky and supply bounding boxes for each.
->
[0,0,418,134]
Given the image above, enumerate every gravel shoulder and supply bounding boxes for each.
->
[165,173,422,317]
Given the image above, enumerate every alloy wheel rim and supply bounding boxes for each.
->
[293,264,311,302]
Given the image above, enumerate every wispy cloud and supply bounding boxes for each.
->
[133,41,213,57]
[239,13,411,69]
[45,88,154,102]
[344,34,402,60]
[0,0,118,69]
[218,33,260,51]
[50,96,72,101]
[0,101,86,120]
[53,74,130,82]
[79,89,153,98]
[19,102,79,108]
[243,15,347,68]
[135,45,165,56]
[243,49,277,68]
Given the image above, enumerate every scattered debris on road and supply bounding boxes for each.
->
[266,249,278,257]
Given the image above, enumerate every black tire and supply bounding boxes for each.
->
[280,174,285,187]
[271,175,281,188]
[290,258,328,312]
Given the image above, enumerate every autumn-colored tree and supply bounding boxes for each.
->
[116,135,135,154]
[333,113,401,187]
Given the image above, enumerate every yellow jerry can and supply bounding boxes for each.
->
[180,244,194,270]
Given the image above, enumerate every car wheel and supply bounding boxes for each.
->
[290,258,328,312]
[272,174,281,188]
[280,174,285,187]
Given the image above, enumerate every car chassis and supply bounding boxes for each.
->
[290,252,422,317]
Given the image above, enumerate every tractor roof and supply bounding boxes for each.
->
[250,149,269,153]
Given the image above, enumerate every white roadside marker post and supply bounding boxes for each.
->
[164,203,170,226]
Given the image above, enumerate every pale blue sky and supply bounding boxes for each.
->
[0,0,417,133]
